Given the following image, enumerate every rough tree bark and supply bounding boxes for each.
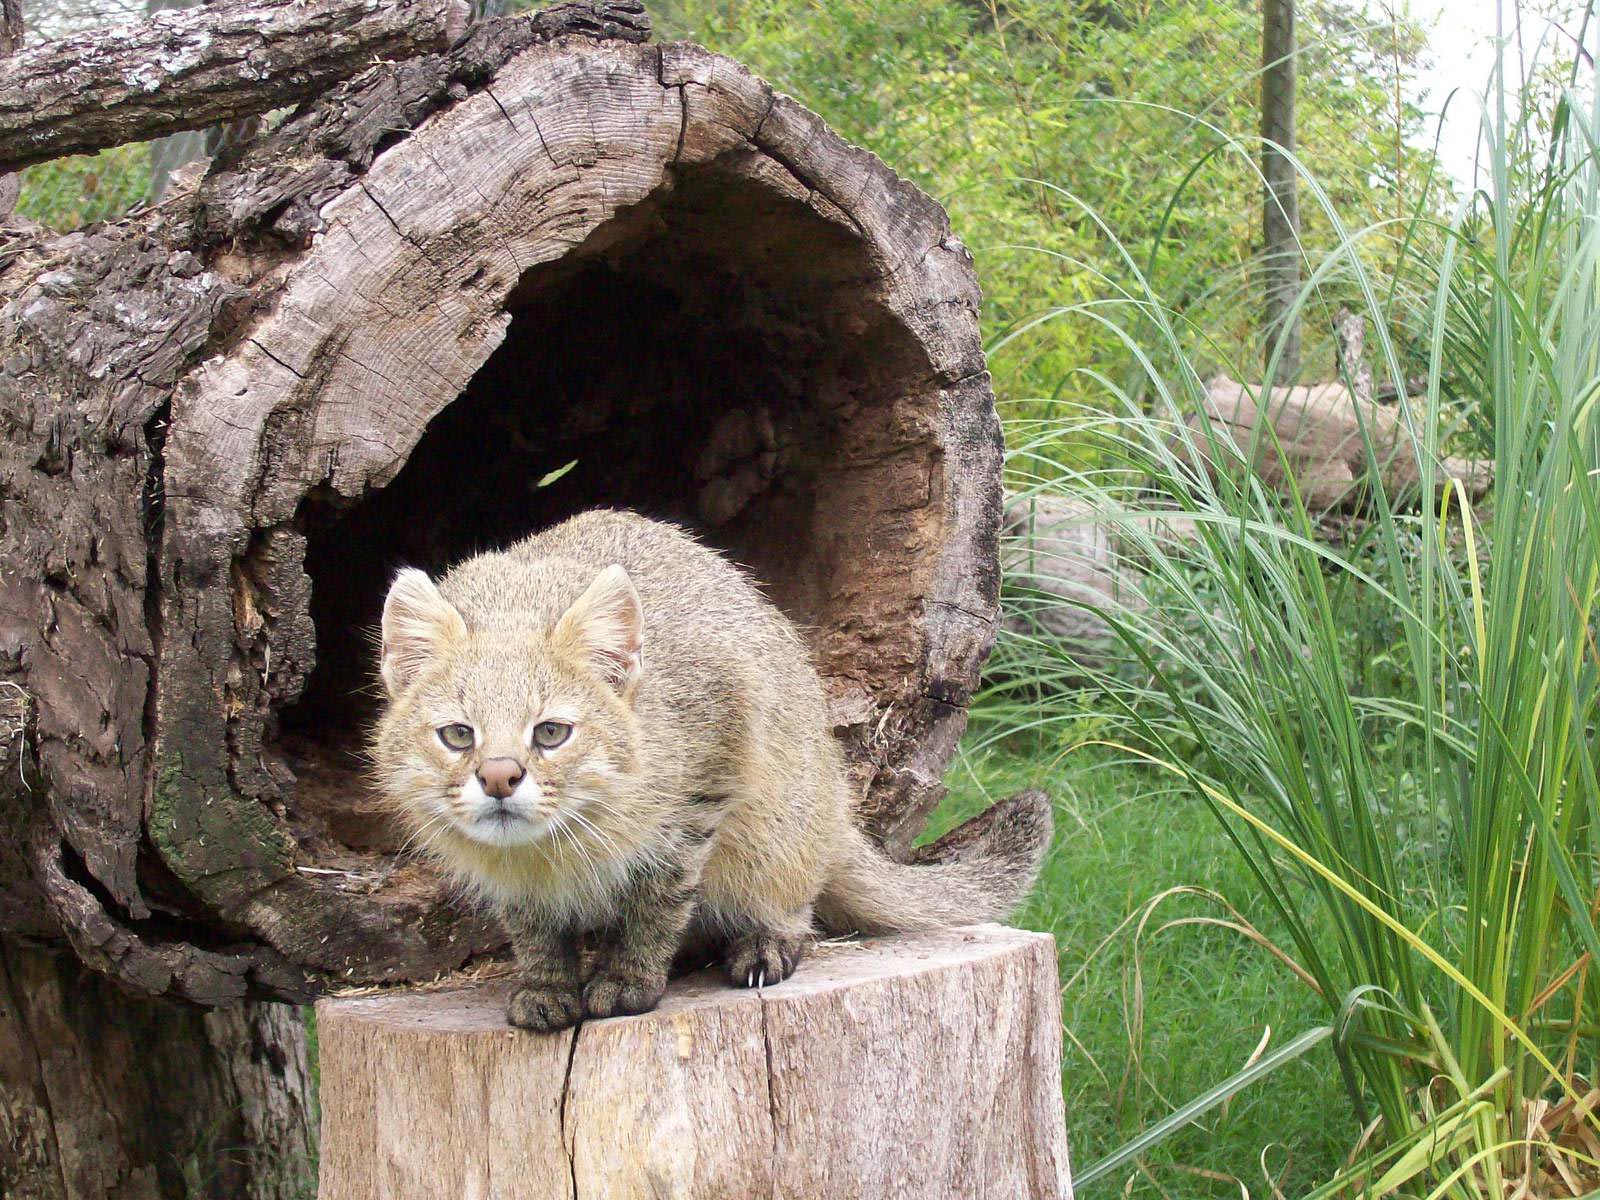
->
[0,0,19,219]
[0,0,18,56]
[0,942,315,1199]
[1,3,1010,1194]
[0,0,472,170]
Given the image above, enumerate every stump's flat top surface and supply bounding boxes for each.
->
[318,923,1051,1033]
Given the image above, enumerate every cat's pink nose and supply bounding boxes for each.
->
[477,757,525,799]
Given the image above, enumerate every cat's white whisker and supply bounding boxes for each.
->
[391,807,455,864]
[548,814,605,903]
[562,808,623,862]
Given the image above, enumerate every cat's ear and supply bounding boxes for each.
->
[380,568,467,697]
[553,564,644,696]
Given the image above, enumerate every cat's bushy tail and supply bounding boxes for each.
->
[814,790,1053,934]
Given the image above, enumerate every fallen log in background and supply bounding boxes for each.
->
[1000,363,1495,665]
[1191,373,1492,510]
[317,926,1073,1200]
[998,313,1488,670]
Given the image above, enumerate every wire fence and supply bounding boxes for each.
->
[13,0,512,231]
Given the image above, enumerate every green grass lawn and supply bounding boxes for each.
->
[931,731,1355,1197]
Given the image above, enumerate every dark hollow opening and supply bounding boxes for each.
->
[273,164,934,852]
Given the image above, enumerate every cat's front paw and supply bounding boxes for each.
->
[582,967,667,1019]
[507,982,584,1033]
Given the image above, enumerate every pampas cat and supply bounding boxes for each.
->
[372,509,1051,1031]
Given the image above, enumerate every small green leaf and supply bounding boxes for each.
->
[536,459,579,488]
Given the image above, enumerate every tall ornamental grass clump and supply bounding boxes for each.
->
[997,46,1600,1199]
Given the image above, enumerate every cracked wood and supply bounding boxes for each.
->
[316,926,1073,1199]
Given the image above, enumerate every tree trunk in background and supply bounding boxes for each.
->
[0,0,19,219]
[0,941,315,1200]
[1262,0,1300,382]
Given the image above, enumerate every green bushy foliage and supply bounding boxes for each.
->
[651,0,1439,430]
[15,145,155,229]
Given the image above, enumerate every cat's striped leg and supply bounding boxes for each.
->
[582,850,704,1019]
[504,907,584,1033]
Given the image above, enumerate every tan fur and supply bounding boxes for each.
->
[371,509,1050,1021]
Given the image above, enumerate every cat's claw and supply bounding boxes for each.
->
[725,930,805,989]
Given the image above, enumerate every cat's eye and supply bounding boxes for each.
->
[436,723,475,752]
[531,720,572,751]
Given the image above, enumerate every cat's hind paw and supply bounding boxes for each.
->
[724,930,805,989]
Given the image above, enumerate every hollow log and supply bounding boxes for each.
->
[315,926,1073,1199]
[2,14,1009,1190]
[0,7,1002,1009]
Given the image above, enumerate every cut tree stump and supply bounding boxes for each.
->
[316,925,1073,1200]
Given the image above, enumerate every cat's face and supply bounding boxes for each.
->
[372,564,644,850]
